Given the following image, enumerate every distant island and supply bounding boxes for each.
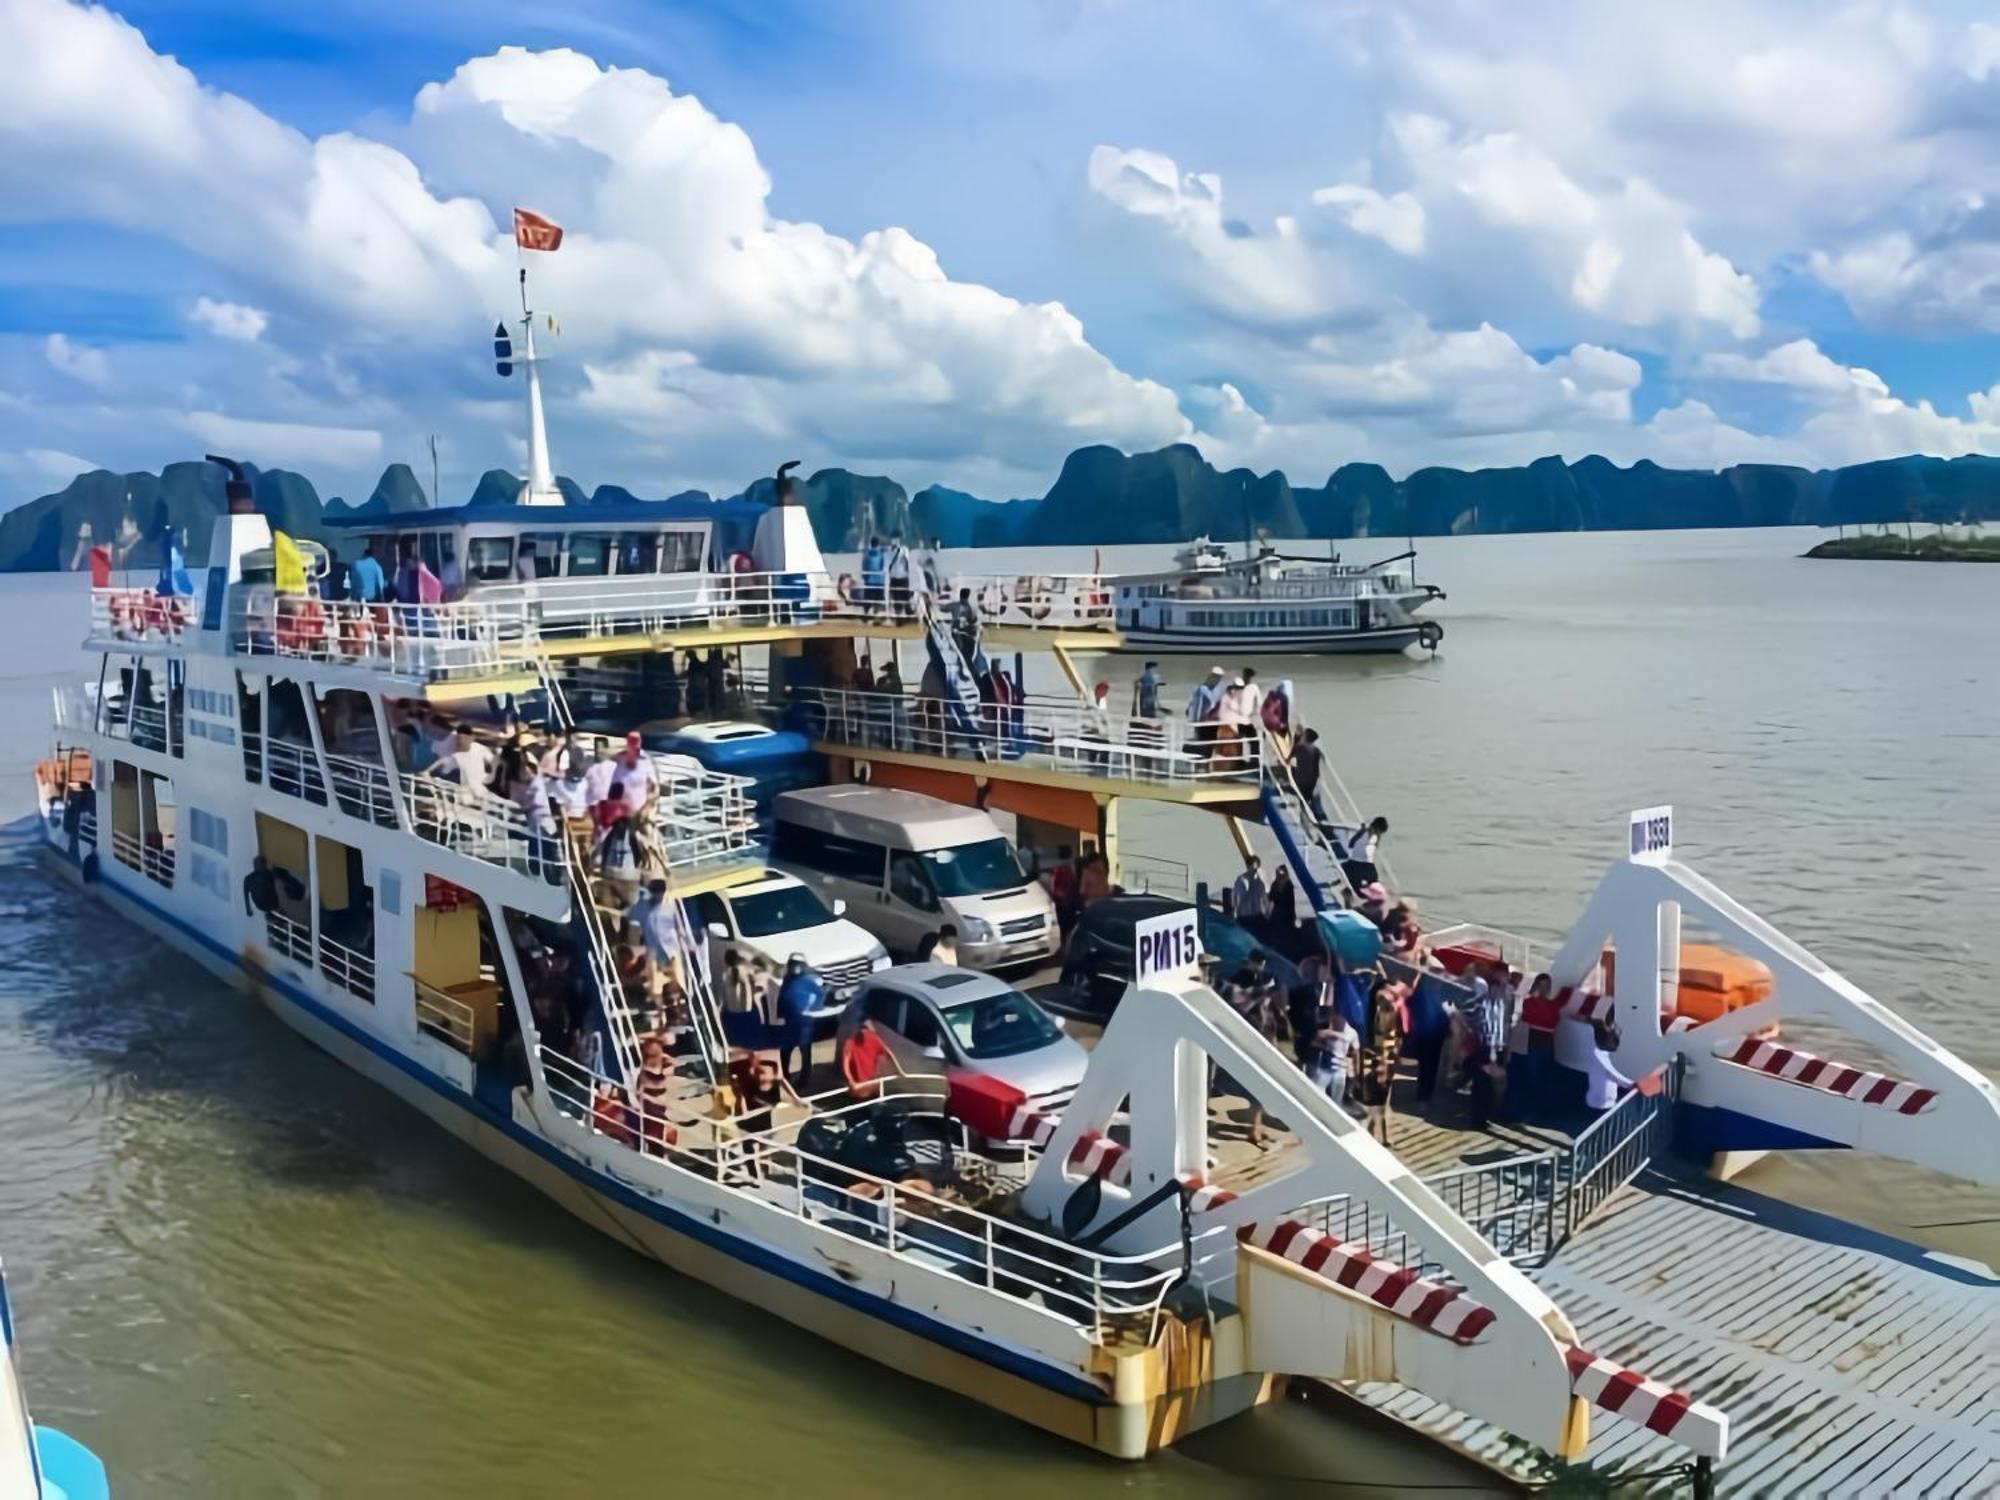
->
[2,443,1996,572]
[1803,532,2000,562]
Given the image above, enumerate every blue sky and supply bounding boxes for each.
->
[1,0,1996,504]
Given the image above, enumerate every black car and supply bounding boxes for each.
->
[1045,894,1309,1021]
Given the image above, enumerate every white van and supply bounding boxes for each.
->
[770,786,1058,969]
[684,870,890,1020]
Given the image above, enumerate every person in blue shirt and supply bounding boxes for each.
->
[775,954,824,1091]
[859,535,886,614]
[348,542,386,603]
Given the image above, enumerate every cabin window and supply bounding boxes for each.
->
[615,532,660,575]
[565,533,612,577]
[659,531,704,573]
[521,534,561,579]
[468,536,514,583]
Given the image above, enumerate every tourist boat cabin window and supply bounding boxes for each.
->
[467,536,514,583]
[565,533,612,577]
[521,534,562,579]
[660,530,705,572]
[616,532,659,575]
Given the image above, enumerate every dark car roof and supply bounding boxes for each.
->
[1076,894,1184,932]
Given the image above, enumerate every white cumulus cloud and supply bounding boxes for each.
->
[44,332,108,384]
[190,297,270,342]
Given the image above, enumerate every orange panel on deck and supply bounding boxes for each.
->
[867,763,982,806]
[986,781,1100,832]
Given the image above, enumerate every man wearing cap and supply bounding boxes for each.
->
[612,730,657,819]
[775,955,824,1091]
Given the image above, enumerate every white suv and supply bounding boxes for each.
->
[687,870,890,1022]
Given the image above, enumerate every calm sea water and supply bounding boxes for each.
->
[0,526,1993,1495]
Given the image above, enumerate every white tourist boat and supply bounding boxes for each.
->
[1108,538,1445,656]
[30,268,2000,1489]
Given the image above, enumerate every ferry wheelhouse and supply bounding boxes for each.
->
[32,291,2000,1493]
[1111,538,1445,655]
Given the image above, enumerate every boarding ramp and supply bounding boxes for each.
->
[1257,735,1398,911]
[1011,933,1732,1465]
[916,595,985,742]
[1547,814,2000,1187]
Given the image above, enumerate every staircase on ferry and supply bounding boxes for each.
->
[537,656,730,1092]
[1259,741,1392,913]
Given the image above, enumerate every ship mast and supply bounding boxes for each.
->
[517,264,561,506]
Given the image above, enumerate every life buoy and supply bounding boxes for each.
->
[977,581,1007,619]
[1027,574,1055,621]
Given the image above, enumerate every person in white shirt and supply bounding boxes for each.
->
[1341,815,1389,889]
[1217,667,1262,730]
[427,724,496,791]
[611,731,658,818]
[1186,666,1225,724]
[581,737,620,809]
[1582,1034,1633,1112]
[1231,855,1270,923]
[885,539,914,616]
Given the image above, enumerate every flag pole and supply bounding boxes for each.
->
[512,212,558,505]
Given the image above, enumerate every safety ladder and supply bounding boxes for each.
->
[1257,732,1397,913]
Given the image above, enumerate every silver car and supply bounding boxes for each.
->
[834,965,1087,1105]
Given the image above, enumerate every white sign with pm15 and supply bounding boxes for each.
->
[1133,907,1201,986]
[1628,805,1674,864]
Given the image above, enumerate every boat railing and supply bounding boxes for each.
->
[321,749,400,828]
[413,978,479,1055]
[645,757,760,872]
[536,1047,1193,1343]
[86,587,197,647]
[242,732,329,805]
[110,700,181,757]
[140,839,175,888]
[108,826,142,874]
[228,595,529,680]
[402,770,540,868]
[794,686,1263,784]
[77,811,97,848]
[265,909,313,966]
[318,933,376,1002]
[474,568,1115,641]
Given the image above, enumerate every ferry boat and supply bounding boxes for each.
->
[32,270,1999,1492]
[1108,537,1445,655]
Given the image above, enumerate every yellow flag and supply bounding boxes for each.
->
[273,531,306,594]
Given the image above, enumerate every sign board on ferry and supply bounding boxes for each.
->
[1628,805,1673,864]
[1134,906,1200,986]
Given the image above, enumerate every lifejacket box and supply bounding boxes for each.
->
[1602,944,1774,1024]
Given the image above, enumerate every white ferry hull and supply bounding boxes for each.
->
[1111,624,1431,655]
[35,833,1276,1461]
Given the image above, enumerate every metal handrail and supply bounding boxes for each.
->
[413,978,479,1053]
[242,731,329,804]
[266,909,313,965]
[403,768,538,866]
[109,827,142,873]
[796,686,1263,783]
[140,841,175,888]
[318,933,376,1002]
[86,587,197,646]
[322,749,400,827]
[228,595,528,679]
[536,1047,1193,1341]
[476,568,1115,639]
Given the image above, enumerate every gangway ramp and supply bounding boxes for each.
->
[1350,1173,2000,1495]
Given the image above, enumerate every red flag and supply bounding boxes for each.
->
[513,207,564,252]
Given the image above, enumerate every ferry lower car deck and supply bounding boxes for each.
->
[35,494,2000,1494]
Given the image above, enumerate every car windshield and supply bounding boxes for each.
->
[732,884,837,938]
[942,989,1063,1060]
[920,838,1025,898]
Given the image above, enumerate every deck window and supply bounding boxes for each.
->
[615,532,660,575]
[565,533,612,577]
[468,536,514,583]
[660,530,705,573]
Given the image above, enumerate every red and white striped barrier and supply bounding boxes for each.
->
[1179,1175,1238,1214]
[1714,1036,1936,1115]
[1563,1345,1728,1459]
[1238,1219,1497,1344]
[1068,1130,1131,1185]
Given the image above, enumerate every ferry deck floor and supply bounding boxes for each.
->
[738,984,1996,1496]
